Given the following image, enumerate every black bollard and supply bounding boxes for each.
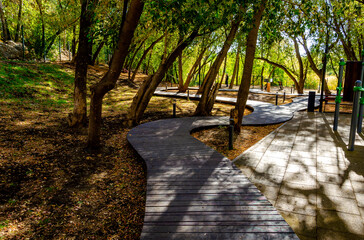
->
[307,91,316,112]
[275,92,278,105]
[173,100,176,118]
[283,91,286,103]
[229,118,234,150]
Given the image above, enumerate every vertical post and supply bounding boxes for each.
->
[283,91,286,103]
[275,92,278,105]
[187,89,190,101]
[348,80,362,151]
[229,118,234,150]
[356,51,364,133]
[333,59,345,131]
[308,91,316,112]
[291,86,293,94]
[173,99,176,118]
[21,25,25,60]
[68,41,71,61]
[59,36,62,62]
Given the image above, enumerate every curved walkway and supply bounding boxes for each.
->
[154,88,320,125]
[127,90,319,239]
[128,117,299,239]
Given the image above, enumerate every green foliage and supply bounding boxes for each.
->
[0,61,74,107]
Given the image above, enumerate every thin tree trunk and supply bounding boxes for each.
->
[126,30,198,127]
[71,25,77,60]
[68,0,98,127]
[44,17,80,58]
[195,17,243,116]
[87,0,144,149]
[127,34,149,79]
[35,0,45,58]
[91,40,105,65]
[0,0,10,40]
[179,45,209,92]
[130,34,164,82]
[229,43,241,89]
[14,0,23,42]
[234,0,266,132]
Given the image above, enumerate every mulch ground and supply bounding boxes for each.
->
[0,62,301,239]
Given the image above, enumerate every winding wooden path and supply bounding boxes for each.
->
[127,90,319,239]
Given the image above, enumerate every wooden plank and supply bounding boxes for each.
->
[141,225,295,233]
[140,232,299,240]
[143,214,286,222]
[145,200,271,207]
[144,205,276,213]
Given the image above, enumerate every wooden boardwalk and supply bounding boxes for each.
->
[127,117,299,239]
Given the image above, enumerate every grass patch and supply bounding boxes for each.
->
[0,61,74,108]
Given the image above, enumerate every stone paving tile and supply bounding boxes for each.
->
[317,195,360,215]
[234,112,364,240]
[317,228,364,240]
[317,209,364,236]
[279,210,317,238]
[275,194,317,216]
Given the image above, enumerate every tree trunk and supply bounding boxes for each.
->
[195,17,242,116]
[229,43,241,89]
[178,36,184,90]
[71,25,77,60]
[35,0,45,58]
[0,0,10,40]
[126,30,198,127]
[44,17,80,58]
[301,35,331,94]
[68,0,98,127]
[127,34,149,79]
[179,45,209,92]
[130,34,164,82]
[91,40,105,65]
[235,0,266,132]
[87,0,144,149]
[14,0,23,42]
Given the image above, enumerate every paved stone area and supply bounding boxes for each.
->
[128,117,299,239]
[234,112,364,240]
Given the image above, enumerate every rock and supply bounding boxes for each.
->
[0,40,28,59]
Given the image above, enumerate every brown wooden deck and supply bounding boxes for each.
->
[127,117,299,239]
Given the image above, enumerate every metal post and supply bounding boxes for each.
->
[187,90,190,101]
[173,100,176,118]
[275,92,278,105]
[348,80,362,151]
[291,86,293,94]
[59,36,61,62]
[229,118,234,150]
[356,51,364,133]
[283,91,286,103]
[333,59,345,131]
[165,83,168,90]
[21,25,24,60]
[308,91,316,112]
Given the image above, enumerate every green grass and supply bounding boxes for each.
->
[0,61,74,107]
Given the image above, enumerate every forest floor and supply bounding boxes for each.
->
[0,60,303,239]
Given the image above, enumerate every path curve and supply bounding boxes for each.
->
[127,89,318,239]
[128,117,299,239]
[154,88,319,125]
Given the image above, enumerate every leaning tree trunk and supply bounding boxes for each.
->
[126,31,199,127]
[68,0,98,127]
[87,0,144,149]
[234,0,267,132]
[195,17,242,116]
[179,46,209,92]
[229,43,241,89]
[130,34,164,82]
